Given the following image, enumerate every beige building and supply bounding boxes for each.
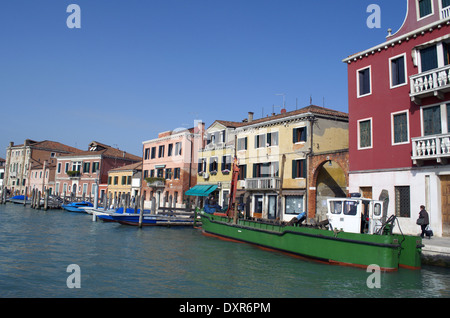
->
[107,162,142,202]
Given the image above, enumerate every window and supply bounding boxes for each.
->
[114,176,118,185]
[420,45,438,72]
[221,155,232,172]
[330,201,343,214]
[292,159,307,179]
[238,165,247,181]
[444,42,450,66]
[92,162,99,173]
[255,134,266,148]
[198,158,206,174]
[237,137,247,151]
[168,144,173,157]
[443,0,450,8]
[57,163,61,173]
[358,66,371,97]
[143,170,148,178]
[267,132,279,147]
[423,105,442,136]
[174,142,182,156]
[392,112,409,144]
[174,168,181,179]
[253,162,279,178]
[151,147,156,159]
[390,55,406,87]
[293,127,307,143]
[158,145,165,158]
[358,119,372,149]
[418,0,433,18]
[144,148,150,160]
[83,162,90,173]
[165,168,172,180]
[150,170,154,177]
[83,184,88,195]
[72,162,81,172]
[209,157,218,173]
[344,201,358,216]
[157,168,164,178]
[285,195,304,215]
[108,176,112,185]
[395,186,410,217]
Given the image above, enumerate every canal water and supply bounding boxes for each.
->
[0,203,449,298]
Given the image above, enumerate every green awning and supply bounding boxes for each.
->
[185,184,218,197]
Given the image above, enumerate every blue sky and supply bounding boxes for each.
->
[0,0,407,157]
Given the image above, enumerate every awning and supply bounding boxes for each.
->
[185,184,218,197]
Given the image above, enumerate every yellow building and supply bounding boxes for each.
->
[107,162,142,202]
[196,120,242,208]
[235,105,348,221]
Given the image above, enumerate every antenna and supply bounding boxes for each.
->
[275,93,286,108]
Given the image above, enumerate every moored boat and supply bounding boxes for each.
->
[62,201,93,213]
[111,213,198,226]
[195,157,423,271]
[6,195,31,204]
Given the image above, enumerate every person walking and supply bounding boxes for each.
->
[418,205,429,238]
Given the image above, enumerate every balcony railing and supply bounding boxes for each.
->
[410,65,450,105]
[245,177,280,190]
[441,6,450,20]
[412,133,450,165]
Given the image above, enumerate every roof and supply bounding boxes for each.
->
[8,139,82,154]
[59,141,141,162]
[209,105,348,130]
[109,162,142,172]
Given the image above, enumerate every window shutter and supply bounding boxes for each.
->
[267,133,272,146]
[244,137,248,150]
[293,128,298,143]
[253,164,257,178]
[302,160,307,178]
[292,160,297,179]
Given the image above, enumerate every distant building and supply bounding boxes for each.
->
[0,157,5,189]
[107,162,142,203]
[4,139,81,195]
[343,0,450,236]
[55,141,141,200]
[141,121,205,209]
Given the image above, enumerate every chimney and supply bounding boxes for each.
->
[248,112,254,123]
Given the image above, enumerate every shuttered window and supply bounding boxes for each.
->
[292,159,306,179]
[423,105,441,136]
[418,0,433,18]
[391,55,406,87]
[393,112,408,144]
[358,67,371,96]
[359,120,372,149]
[420,45,438,72]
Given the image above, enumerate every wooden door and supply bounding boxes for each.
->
[440,175,450,236]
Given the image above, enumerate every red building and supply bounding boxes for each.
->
[55,141,141,200]
[344,0,450,236]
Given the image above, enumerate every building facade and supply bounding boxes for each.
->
[141,121,205,209]
[195,106,349,221]
[344,0,450,236]
[107,162,142,202]
[55,141,141,200]
[3,139,81,195]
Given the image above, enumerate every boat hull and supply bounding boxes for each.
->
[112,214,197,227]
[200,213,422,271]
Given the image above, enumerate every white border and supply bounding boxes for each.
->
[391,110,410,145]
[389,53,408,89]
[357,117,373,150]
[356,65,372,98]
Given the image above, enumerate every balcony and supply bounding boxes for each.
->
[412,133,450,165]
[409,65,450,105]
[441,6,450,20]
[245,177,280,191]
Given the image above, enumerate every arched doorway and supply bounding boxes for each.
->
[315,160,347,220]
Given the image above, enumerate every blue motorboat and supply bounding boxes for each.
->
[62,201,93,213]
[94,207,146,222]
[7,195,31,204]
[111,213,197,226]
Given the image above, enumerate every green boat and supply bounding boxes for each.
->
[195,158,423,272]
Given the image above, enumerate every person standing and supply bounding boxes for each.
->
[418,205,429,238]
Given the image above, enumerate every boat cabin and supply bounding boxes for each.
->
[327,197,384,234]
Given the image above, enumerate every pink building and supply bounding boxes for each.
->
[142,121,205,209]
[344,0,450,236]
[55,141,141,200]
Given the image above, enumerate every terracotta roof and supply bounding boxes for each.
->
[32,140,83,154]
[109,162,142,172]
[59,141,141,162]
[212,105,348,130]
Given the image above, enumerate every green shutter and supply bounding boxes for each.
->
[293,128,298,143]
[292,160,297,179]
